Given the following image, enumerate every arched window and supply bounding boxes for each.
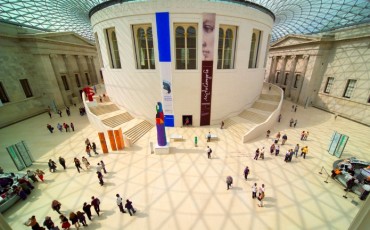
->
[249,29,262,68]
[133,24,155,69]
[175,24,197,69]
[105,27,121,69]
[217,26,237,69]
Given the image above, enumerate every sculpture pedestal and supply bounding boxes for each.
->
[155,143,170,155]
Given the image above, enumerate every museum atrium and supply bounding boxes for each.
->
[0,0,370,230]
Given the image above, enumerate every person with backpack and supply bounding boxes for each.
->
[206,146,212,159]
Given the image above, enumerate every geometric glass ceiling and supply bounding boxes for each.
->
[0,0,369,42]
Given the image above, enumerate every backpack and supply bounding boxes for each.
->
[210,149,212,153]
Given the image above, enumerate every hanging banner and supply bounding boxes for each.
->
[156,12,174,127]
[200,13,216,126]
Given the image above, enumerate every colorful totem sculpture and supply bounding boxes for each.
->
[156,102,167,146]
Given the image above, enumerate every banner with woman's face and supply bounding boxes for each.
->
[202,13,216,61]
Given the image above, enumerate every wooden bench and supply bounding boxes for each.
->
[170,134,183,141]
[205,134,218,142]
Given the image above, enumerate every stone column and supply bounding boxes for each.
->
[50,54,69,106]
[63,54,80,98]
[278,56,287,85]
[0,214,12,230]
[286,55,297,97]
[268,56,278,83]
[76,55,87,87]
[296,55,310,103]
[86,56,98,85]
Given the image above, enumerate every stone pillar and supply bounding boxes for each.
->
[286,55,297,97]
[76,55,87,87]
[86,56,98,85]
[296,55,310,104]
[63,54,80,98]
[50,54,69,106]
[268,56,278,83]
[278,56,287,85]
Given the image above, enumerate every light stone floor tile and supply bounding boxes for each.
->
[1,101,370,230]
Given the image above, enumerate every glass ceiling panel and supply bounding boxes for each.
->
[0,0,369,42]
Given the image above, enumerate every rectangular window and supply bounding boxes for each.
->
[275,71,280,83]
[85,73,90,85]
[105,27,121,69]
[61,75,69,91]
[0,81,10,103]
[75,74,81,87]
[175,24,197,70]
[19,79,33,98]
[94,32,104,67]
[248,29,262,68]
[132,24,155,69]
[294,74,300,88]
[343,79,356,98]
[217,25,237,69]
[324,77,334,93]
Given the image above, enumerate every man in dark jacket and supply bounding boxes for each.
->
[91,196,100,216]
[83,202,92,220]
[125,199,136,216]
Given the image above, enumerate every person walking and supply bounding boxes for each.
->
[35,169,45,182]
[59,156,66,169]
[226,176,233,190]
[300,131,305,140]
[69,212,80,230]
[252,183,257,199]
[70,122,75,132]
[97,171,104,186]
[97,163,102,174]
[76,211,88,227]
[293,119,297,128]
[66,107,70,116]
[304,131,309,141]
[294,105,298,112]
[266,130,270,138]
[206,146,212,159]
[57,123,63,132]
[270,144,275,155]
[51,200,62,214]
[301,146,308,159]
[116,194,126,213]
[57,110,62,117]
[253,148,260,160]
[46,124,54,133]
[48,159,57,173]
[91,196,100,216]
[85,145,91,157]
[92,142,98,155]
[82,156,90,169]
[258,184,265,207]
[260,147,265,159]
[85,138,91,148]
[278,114,282,122]
[74,158,84,173]
[24,215,42,230]
[82,202,92,221]
[43,216,55,230]
[289,118,294,127]
[100,160,107,174]
[220,121,224,129]
[243,166,249,180]
[59,214,71,230]
[282,134,288,145]
[207,132,211,142]
[275,145,280,156]
[294,144,300,158]
[125,199,136,216]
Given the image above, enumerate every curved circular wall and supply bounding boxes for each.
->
[91,0,274,127]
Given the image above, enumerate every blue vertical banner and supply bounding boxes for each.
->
[156,12,174,127]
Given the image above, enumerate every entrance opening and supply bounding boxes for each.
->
[182,115,192,126]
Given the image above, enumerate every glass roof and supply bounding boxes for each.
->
[0,0,369,42]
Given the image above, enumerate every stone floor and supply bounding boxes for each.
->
[1,101,369,230]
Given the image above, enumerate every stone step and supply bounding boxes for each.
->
[102,112,134,128]
[260,93,281,102]
[252,101,277,112]
[239,110,268,124]
[123,121,154,144]
[89,104,120,116]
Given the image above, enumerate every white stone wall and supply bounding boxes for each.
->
[92,0,273,126]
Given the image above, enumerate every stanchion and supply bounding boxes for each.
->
[319,166,324,174]
[324,175,329,183]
